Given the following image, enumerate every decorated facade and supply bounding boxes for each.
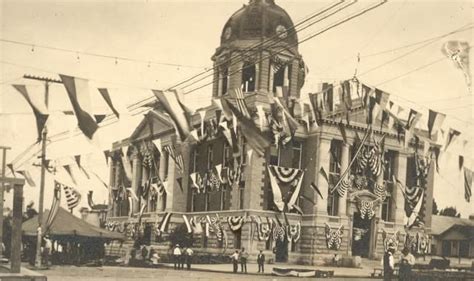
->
[105,0,439,264]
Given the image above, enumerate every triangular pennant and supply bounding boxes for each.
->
[12,84,49,142]
[98,88,120,118]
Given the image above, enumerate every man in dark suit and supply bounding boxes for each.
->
[257,250,265,273]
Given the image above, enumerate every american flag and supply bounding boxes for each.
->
[63,184,81,211]
[232,88,251,118]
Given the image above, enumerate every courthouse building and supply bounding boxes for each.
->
[106,0,435,264]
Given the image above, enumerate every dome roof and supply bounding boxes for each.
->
[220,0,298,48]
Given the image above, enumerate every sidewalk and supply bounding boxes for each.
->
[160,262,376,278]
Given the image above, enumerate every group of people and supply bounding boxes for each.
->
[172,244,194,270]
[382,243,416,281]
[230,248,266,274]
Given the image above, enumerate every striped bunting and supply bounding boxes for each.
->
[227,216,245,232]
[373,182,386,201]
[163,145,184,173]
[464,168,472,202]
[268,165,303,184]
[45,181,62,233]
[325,223,344,250]
[232,87,251,118]
[158,212,172,235]
[63,184,81,210]
[182,214,192,234]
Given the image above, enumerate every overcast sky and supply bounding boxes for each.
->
[1,0,472,216]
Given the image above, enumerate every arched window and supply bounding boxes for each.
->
[271,62,291,94]
[242,62,256,92]
[220,67,229,96]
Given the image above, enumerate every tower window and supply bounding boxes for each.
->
[272,63,290,94]
[221,67,229,96]
[242,62,256,92]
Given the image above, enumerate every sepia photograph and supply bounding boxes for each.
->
[0,0,473,280]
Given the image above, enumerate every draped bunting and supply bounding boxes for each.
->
[155,212,172,237]
[382,230,399,252]
[357,199,377,219]
[273,225,286,242]
[269,165,303,184]
[406,189,424,228]
[373,182,386,201]
[254,216,272,241]
[335,174,353,197]
[325,223,344,250]
[416,232,430,255]
[286,222,301,243]
[63,184,81,210]
[227,216,245,232]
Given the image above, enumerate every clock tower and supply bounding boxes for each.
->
[211,0,307,101]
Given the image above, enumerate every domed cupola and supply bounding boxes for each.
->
[220,0,298,49]
[212,0,307,100]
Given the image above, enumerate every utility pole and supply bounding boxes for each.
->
[0,146,11,258]
[23,74,62,268]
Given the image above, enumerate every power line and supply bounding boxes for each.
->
[358,24,474,77]
[0,38,207,69]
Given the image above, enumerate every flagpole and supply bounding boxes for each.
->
[23,74,62,269]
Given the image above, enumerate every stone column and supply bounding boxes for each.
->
[392,152,407,224]
[376,159,384,219]
[338,143,350,216]
[165,150,176,212]
[314,136,331,215]
[131,148,142,214]
[243,154,265,210]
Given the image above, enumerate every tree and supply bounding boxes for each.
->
[439,206,461,217]
[432,198,439,215]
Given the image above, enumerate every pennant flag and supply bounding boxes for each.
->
[374,89,390,117]
[121,147,133,181]
[441,40,471,91]
[308,93,322,127]
[45,181,62,232]
[12,84,49,142]
[433,147,441,173]
[310,182,324,200]
[219,121,233,147]
[59,75,99,139]
[17,170,36,187]
[198,110,206,136]
[63,184,81,210]
[225,100,271,157]
[322,83,334,111]
[405,109,421,132]
[177,177,183,192]
[183,214,192,233]
[214,164,223,183]
[444,128,461,151]
[340,80,352,123]
[459,155,464,171]
[256,105,265,129]
[231,87,251,118]
[427,110,446,139]
[152,89,192,142]
[127,188,139,201]
[159,213,172,233]
[287,171,305,209]
[360,84,371,108]
[319,167,329,183]
[367,96,380,125]
[268,166,285,211]
[464,168,472,202]
[299,194,315,205]
[98,88,120,118]
[338,121,348,144]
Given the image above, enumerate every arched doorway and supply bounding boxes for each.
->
[275,237,288,262]
[352,213,372,257]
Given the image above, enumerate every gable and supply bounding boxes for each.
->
[129,110,175,142]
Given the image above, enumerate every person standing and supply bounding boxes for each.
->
[173,244,181,270]
[399,247,415,281]
[257,250,265,273]
[185,247,194,270]
[382,243,396,281]
[230,250,239,273]
[240,247,248,273]
[180,245,186,269]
